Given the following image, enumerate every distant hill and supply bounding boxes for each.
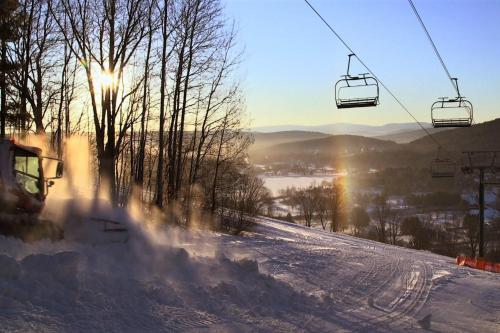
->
[248,131,330,153]
[251,122,433,137]
[408,118,500,152]
[250,134,400,165]
[249,119,499,169]
[270,135,398,154]
[375,127,450,144]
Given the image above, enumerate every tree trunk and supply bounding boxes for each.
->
[155,3,168,208]
[175,0,200,198]
[0,41,6,137]
[135,8,153,187]
[211,114,228,213]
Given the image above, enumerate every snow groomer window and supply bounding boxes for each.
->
[14,149,41,195]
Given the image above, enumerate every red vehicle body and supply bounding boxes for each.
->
[0,138,63,240]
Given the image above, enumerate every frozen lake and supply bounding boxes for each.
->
[261,175,340,196]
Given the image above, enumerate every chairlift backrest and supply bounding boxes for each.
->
[335,55,380,109]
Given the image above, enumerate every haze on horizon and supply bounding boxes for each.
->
[224,0,500,128]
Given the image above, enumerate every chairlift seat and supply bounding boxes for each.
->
[432,118,472,128]
[431,171,455,178]
[337,97,378,109]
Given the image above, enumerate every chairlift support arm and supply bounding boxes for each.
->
[452,78,461,98]
[347,53,355,77]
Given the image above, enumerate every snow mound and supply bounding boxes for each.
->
[0,224,338,332]
[0,255,21,280]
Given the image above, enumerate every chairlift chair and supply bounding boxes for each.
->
[431,149,456,178]
[335,54,379,109]
[431,158,456,178]
[431,78,473,128]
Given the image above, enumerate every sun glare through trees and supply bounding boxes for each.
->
[0,0,499,332]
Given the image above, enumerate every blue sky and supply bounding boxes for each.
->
[223,0,500,127]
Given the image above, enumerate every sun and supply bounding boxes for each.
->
[95,69,117,90]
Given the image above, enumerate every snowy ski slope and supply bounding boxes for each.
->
[0,217,499,332]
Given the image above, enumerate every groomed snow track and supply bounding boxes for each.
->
[0,216,499,332]
[221,217,500,332]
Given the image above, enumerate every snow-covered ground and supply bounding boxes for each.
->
[1,217,499,332]
[260,175,339,196]
[463,190,500,220]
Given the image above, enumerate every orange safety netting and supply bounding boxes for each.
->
[456,256,500,273]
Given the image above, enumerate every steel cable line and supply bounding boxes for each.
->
[407,0,460,97]
[303,0,442,148]
[408,0,481,140]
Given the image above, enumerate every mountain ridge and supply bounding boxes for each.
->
[251,122,433,137]
[249,119,500,167]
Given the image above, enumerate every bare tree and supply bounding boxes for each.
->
[315,186,329,230]
[373,193,390,243]
[0,0,22,137]
[387,213,400,245]
[350,206,370,236]
[133,0,157,189]
[463,214,479,257]
[328,182,346,232]
[291,187,316,228]
[155,0,170,207]
[0,0,250,225]
[219,166,270,234]
[51,0,149,201]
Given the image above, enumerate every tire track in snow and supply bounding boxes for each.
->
[254,219,413,320]
[259,217,434,330]
[244,218,437,331]
[158,307,220,331]
[364,259,433,330]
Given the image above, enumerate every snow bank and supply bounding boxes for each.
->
[0,219,342,333]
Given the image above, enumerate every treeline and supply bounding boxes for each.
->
[277,184,500,261]
[356,167,466,195]
[279,182,347,232]
[0,0,268,228]
[396,215,500,262]
[278,185,398,242]
[251,150,435,171]
[406,191,466,209]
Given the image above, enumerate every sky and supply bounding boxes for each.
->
[223,0,500,127]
